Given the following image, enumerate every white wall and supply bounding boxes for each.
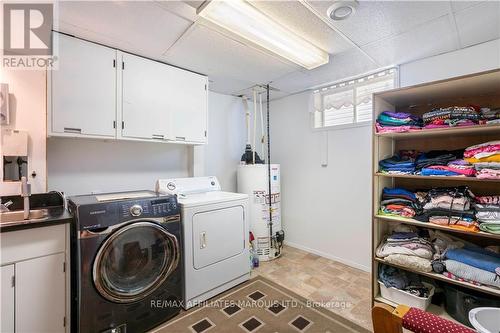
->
[270,92,372,271]
[271,39,500,272]
[47,91,247,195]
[400,38,500,87]
[203,92,246,192]
[47,138,189,195]
[1,69,47,195]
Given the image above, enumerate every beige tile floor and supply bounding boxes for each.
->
[252,245,373,331]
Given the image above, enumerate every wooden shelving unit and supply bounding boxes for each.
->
[371,69,500,324]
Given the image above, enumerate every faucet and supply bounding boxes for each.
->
[0,200,13,212]
[20,176,31,219]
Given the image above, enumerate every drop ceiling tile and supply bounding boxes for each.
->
[306,0,451,46]
[249,0,353,55]
[272,48,378,93]
[361,15,459,67]
[454,1,500,47]
[58,1,192,59]
[162,24,299,86]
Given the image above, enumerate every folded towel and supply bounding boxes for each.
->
[479,222,500,234]
[445,248,500,273]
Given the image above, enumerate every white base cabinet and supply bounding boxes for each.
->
[1,265,15,333]
[0,224,68,333]
[15,253,66,333]
[49,33,208,145]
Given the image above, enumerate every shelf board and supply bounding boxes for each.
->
[374,172,500,183]
[374,123,500,139]
[374,296,462,326]
[374,214,500,240]
[374,257,500,297]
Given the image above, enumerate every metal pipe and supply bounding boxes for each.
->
[259,92,265,159]
[252,89,257,164]
[242,96,250,145]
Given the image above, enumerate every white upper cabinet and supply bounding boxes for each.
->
[50,33,117,138]
[169,68,208,143]
[49,34,208,144]
[121,53,172,141]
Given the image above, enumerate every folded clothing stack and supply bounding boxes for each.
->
[378,264,431,297]
[415,150,463,172]
[464,141,500,179]
[420,159,476,177]
[422,106,480,129]
[378,151,418,175]
[376,226,433,273]
[444,247,500,289]
[475,195,500,234]
[379,187,422,217]
[375,111,422,133]
[414,187,478,232]
[474,162,500,180]
[479,107,500,125]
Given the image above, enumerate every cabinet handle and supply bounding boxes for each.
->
[176,136,186,141]
[152,134,164,139]
[64,127,82,133]
[113,121,116,129]
[113,59,116,68]
[200,232,206,249]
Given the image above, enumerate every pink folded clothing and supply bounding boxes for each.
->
[476,168,500,179]
[426,165,476,177]
[375,123,421,133]
[464,141,500,158]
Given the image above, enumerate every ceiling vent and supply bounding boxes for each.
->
[327,1,358,21]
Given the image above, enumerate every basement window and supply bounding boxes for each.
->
[312,68,398,129]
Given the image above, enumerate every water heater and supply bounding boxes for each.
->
[237,164,282,261]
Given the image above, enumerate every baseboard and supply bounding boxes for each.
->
[283,241,371,273]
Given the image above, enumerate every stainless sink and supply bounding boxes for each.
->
[0,209,48,223]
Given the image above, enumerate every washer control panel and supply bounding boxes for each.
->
[120,196,179,219]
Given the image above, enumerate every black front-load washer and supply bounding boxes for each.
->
[68,191,182,333]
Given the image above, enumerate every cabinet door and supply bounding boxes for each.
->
[121,53,172,141]
[16,253,66,333]
[170,69,208,143]
[51,33,117,137]
[1,264,15,333]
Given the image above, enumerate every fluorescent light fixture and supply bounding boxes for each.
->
[197,0,329,70]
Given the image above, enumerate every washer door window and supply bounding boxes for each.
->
[93,221,179,303]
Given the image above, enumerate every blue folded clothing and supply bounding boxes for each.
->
[382,188,416,201]
[420,168,461,176]
[445,248,500,273]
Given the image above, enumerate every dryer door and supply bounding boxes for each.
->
[192,205,245,269]
[93,221,180,303]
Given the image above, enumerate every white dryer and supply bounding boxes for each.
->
[156,176,250,309]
